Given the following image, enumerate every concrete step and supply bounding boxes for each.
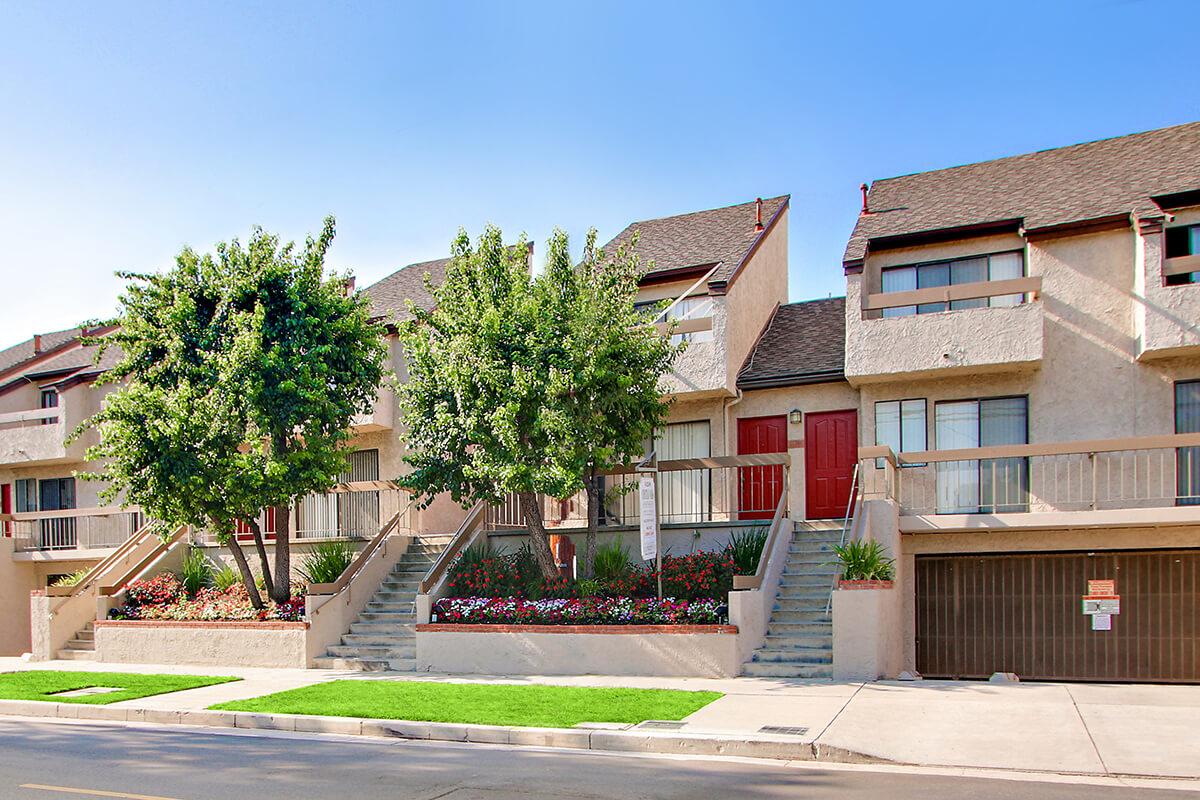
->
[326,644,416,659]
[768,620,832,635]
[742,662,833,679]
[378,592,420,601]
[340,633,415,647]
[789,543,837,554]
[752,648,833,665]
[378,583,421,594]
[349,622,415,635]
[778,572,837,584]
[762,635,831,650]
[358,610,414,621]
[312,656,391,671]
[763,620,831,636]
[66,638,95,650]
[73,629,95,642]
[55,650,95,661]
[774,598,833,612]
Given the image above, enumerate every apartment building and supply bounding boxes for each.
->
[593,196,859,532]
[845,121,1200,682]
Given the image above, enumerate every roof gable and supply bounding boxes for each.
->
[737,297,846,389]
[845,121,1200,264]
[604,195,789,287]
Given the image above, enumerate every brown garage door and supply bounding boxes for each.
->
[916,550,1200,682]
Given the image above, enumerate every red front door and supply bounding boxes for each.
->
[737,415,787,520]
[804,410,858,519]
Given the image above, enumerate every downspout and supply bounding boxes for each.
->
[723,388,744,518]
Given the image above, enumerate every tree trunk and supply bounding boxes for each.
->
[225,534,265,609]
[583,468,600,579]
[271,502,292,604]
[518,491,560,580]
[245,518,273,593]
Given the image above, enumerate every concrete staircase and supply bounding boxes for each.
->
[742,522,842,679]
[313,533,452,671]
[56,622,96,661]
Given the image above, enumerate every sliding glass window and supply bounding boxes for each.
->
[935,397,1029,514]
[881,251,1025,317]
[1176,381,1200,504]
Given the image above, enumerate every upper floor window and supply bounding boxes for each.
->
[1165,224,1200,286]
[880,251,1025,317]
[635,295,715,344]
[39,388,58,425]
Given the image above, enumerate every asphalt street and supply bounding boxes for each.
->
[0,719,1193,800]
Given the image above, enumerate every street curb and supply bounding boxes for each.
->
[0,699,888,764]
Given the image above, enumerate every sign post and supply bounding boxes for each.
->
[636,452,661,600]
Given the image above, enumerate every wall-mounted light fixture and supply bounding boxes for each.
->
[788,409,803,425]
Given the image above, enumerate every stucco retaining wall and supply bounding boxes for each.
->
[414,624,742,677]
[832,584,902,680]
[94,621,309,668]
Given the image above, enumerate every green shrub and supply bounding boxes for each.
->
[574,578,601,598]
[593,538,632,581]
[179,547,213,597]
[51,568,91,588]
[831,539,895,581]
[298,540,356,585]
[212,562,241,591]
[727,528,768,575]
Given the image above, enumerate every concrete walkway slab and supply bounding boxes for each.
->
[814,681,1107,774]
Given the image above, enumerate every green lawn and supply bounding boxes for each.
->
[211,680,722,728]
[0,671,240,705]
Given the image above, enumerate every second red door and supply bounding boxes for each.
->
[804,410,858,519]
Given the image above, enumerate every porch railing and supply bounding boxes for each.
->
[483,454,791,531]
[4,506,144,553]
[191,483,413,544]
[860,432,1200,516]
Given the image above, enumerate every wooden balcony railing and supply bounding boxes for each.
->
[860,432,1200,516]
[863,276,1042,313]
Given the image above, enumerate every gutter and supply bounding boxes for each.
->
[737,369,846,391]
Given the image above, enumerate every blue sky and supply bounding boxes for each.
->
[0,0,1196,346]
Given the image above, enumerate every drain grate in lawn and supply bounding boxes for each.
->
[0,671,240,705]
[210,680,722,729]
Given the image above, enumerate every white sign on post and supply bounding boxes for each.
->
[639,474,658,561]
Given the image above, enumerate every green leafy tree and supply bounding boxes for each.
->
[397,225,678,580]
[77,217,387,606]
[538,228,679,576]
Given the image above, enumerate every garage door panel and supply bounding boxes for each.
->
[916,549,1200,683]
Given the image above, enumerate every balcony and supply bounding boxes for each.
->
[0,407,73,466]
[859,432,1200,532]
[350,387,395,432]
[1139,253,1200,360]
[483,453,790,532]
[6,506,144,557]
[846,277,1043,384]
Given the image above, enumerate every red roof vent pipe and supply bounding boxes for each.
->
[33,334,42,353]
[860,183,869,213]
[754,198,764,232]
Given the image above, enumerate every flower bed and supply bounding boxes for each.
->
[448,548,737,603]
[431,596,727,626]
[110,574,305,622]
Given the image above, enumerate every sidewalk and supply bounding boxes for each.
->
[1,657,1197,780]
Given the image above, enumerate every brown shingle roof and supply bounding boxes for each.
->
[361,257,450,322]
[844,121,1200,264]
[0,327,83,378]
[604,195,789,286]
[737,297,846,389]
